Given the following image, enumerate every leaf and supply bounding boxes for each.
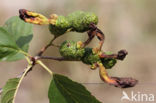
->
[0,16,33,61]
[3,16,33,52]
[0,64,33,103]
[0,78,20,103]
[48,74,102,103]
[0,28,22,61]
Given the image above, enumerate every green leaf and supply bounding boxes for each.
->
[0,64,33,103]
[0,78,20,103]
[0,16,33,61]
[48,74,102,103]
[0,28,22,61]
[3,16,33,52]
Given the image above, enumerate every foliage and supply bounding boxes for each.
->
[1,78,19,103]
[48,74,101,103]
[0,16,32,61]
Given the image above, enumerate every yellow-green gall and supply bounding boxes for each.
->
[82,48,101,65]
[59,41,117,69]
[59,41,85,60]
[81,48,117,69]
[101,52,117,69]
[49,16,70,37]
[67,11,98,32]
[49,11,98,36]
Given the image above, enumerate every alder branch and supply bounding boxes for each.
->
[17,64,35,78]
[17,36,59,79]
[37,56,80,61]
[37,36,58,56]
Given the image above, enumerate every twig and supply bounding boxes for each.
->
[13,62,34,103]
[17,64,35,78]
[17,57,36,78]
[37,56,80,61]
[37,36,57,56]
[37,60,53,75]
[17,36,58,77]
[51,43,60,48]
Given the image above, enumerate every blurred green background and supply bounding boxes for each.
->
[0,0,156,103]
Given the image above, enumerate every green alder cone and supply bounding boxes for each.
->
[49,11,98,36]
[59,41,117,69]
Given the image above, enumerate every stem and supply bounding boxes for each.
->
[25,56,31,64]
[37,36,57,56]
[37,60,53,75]
[19,50,32,58]
[13,63,33,103]
[51,43,60,48]
[38,56,80,61]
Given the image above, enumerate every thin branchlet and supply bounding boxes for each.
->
[37,36,57,56]
[37,56,78,61]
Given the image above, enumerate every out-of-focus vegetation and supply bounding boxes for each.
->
[0,0,156,103]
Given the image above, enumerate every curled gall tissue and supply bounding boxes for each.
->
[19,9,138,88]
[59,40,116,69]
